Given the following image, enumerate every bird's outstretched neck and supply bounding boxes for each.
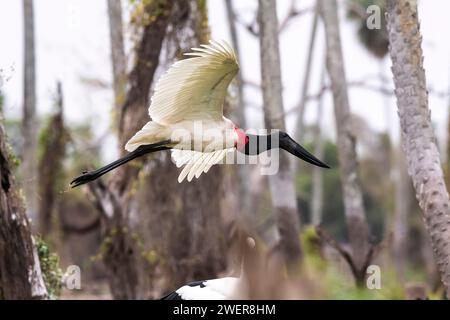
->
[70,140,171,188]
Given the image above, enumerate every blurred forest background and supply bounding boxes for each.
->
[1,0,450,300]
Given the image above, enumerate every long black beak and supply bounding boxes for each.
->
[279,133,330,168]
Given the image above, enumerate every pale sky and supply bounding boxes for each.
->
[0,0,449,162]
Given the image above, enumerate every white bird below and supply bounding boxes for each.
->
[160,236,256,300]
[160,277,241,300]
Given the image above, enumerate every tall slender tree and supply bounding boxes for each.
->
[107,0,126,112]
[392,148,412,280]
[258,0,303,266]
[22,0,38,220]
[224,0,246,129]
[311,67,326,226]
[294,2,320,145]
[319,0,372,282]
[224,0,252,224]
[37,82,66,236]
[386,0,450,297]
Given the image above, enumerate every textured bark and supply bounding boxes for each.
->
[0,111,47,299]
[392,146,412,280]
[37,82,66,236]
[387,0,450,297]
[319,0,372,272]
[107,0,126,112]
[258,0,302,265]
[22,0,38,220]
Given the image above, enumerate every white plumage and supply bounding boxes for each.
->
[161,237,256,300]
[168,277,241,300]
[125,40,240,183]
[148,40,238,124]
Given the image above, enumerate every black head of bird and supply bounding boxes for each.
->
[240,131,330,169]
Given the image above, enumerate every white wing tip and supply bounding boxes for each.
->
[185,39,236,61]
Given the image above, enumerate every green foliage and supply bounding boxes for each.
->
[299,227,408,299]
[196,0,210,43]
[37,116,53,162]
[3,118,21,159]
[36,237,63,299]
[296,140,347,240]
[129,0,171,28]
[301,226,327,273]
[1,92,22,160]
[296,138,386,242]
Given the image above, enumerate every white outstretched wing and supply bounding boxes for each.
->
[148,40,239,124]
[172,148,234,183]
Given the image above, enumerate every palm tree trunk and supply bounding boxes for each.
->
[386,0,450,297]
[107,0,126,113]
[319,0,372,275]
[258,0,303,265]
[224,0,253,226]
[392,145,412,281]
[311,67,326,226]
[294,2,319,144]
[22,0,38,221]
[0,109,47,299]
[37,82,66,236]
[224,0,246,128]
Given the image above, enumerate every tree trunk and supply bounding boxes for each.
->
[37,82,66,236]
[294,2,319,144]
[311,67,326,226]
[258,0,303,266]
[88,0,175,299]
[107,0,126,112]
[0,110,47,299]
[89,0,227,299]
[386,0,450,297]
[224,0,246,129]
[224,0,253,227]
[319,0,372,276]
[392,145,412,281]
[22,0,38,221]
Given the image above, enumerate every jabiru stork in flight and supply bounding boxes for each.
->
[70,40,329,187]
